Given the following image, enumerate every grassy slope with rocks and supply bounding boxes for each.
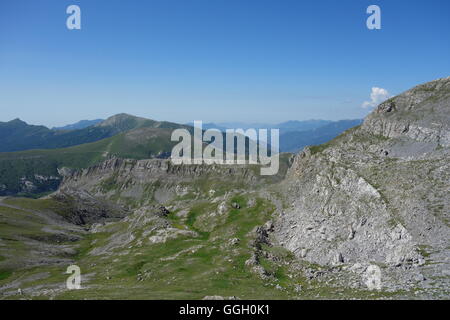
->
[0,177,405,300]
[0,146,418,299]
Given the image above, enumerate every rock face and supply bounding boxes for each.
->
[275,77,450,292]
[56,158,268,209]
[363,77,450,147]
[51,188,128,225]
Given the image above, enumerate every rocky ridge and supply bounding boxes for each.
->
[274,77,450,295]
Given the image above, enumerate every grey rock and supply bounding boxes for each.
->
[275,77,450,293]
[229,238,240,246]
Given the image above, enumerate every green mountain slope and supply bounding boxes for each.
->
[0,127,183,196]
[52,119,104,131]
[0,113,182,153]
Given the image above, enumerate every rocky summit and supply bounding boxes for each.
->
[0,78,449,300]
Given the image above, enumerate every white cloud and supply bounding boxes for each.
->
[361,87,390,109]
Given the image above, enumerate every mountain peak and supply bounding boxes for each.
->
[8,118,27,125]
[362,77,450,146]
[95,113,152,128]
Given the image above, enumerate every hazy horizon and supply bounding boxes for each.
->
[1,113,363,129]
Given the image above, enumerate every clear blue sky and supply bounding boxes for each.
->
[1,0,449,127]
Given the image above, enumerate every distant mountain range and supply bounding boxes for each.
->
[187,119,333,134]
[187,119,362,153]
[0,113,362,196]
[0,116,362,154]
[52,119,104,131]
[0,114,189,196]
[0,114,184,153]
[280,119,363,152]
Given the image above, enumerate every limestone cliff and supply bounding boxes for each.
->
[275,77,450,293]
[55,157,284,209]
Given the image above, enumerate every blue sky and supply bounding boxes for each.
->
[0,0,449,127]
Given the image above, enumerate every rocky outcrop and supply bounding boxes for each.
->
[362,76,450,147]
[56,158,266,208]
[275,77,450,292]
[278,161,423,267]
[51,188,128,225]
